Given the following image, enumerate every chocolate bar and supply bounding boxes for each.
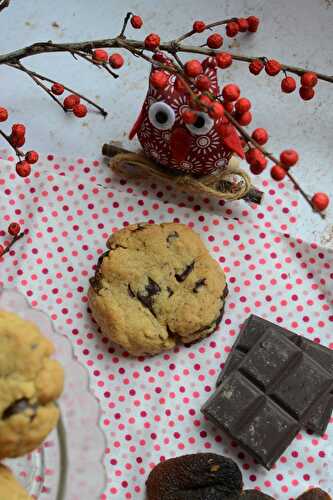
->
[202,329,333,469]
[217,315,333,435]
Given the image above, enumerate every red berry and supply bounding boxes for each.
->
[25,150,39,164]
[193,20,206,33]
[196,75,211,91]
[235,97,251,114]
[236,111,252,126]
[51,83,65,95]
[182,109,197,124]
[0,245,4,257]
[185,59,203,78]
[249,59,264,75]
[271,165,286,181]
[8,222,21,236]
[301,72,318,88]
[144,33,161,51]
[265,59,282,76]
[237,18,249,32]
[299,86,315,101]
[16,160,31,177]
[175,77,187,93]
[153,51,169,63]
[199,95,212,108]
[311,192,329,211]
[247,16,260,32]
[10,135,25,148]
[207,33,223,49]
[209,101,224,119]
[224,101,234,113]
[131,15,143,29]
[0,107,8,122]
[222,83,240,102]
[246,148,265,166]
[216,52,232,69]
[280,149,299,167]
[281,76,296,93]
[92,49,108,63]
[250,161,267,175]
[252,128,269,145]
[226,21,239,37]
[73,103,88,118]
[64,94,80,109]
[12,123,25,137]
[150,70,169,90]
[109,53,124,69]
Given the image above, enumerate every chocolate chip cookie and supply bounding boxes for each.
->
[0,311,64,459]
[88,223,228,356]
[0,465,31,499]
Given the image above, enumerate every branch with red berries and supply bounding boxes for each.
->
[0,10,330,215]
[0,223,24,260]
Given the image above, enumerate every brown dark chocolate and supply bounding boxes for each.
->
[202,329,333,469]
[217,315,333,435]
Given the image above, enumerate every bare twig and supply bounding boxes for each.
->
[0,0,10,13]
[119,11,132,37]
[175,17,234,44]
[0,129,23,160]
[8,62,108,116]
[0,232,24,258]
[14,62,66,112]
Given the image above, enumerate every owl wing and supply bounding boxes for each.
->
[129,104,146,140]
[222,126,245,159]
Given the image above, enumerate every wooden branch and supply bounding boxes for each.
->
[0,0,10,13]
[0,37,331,84]
[102,142,263,205]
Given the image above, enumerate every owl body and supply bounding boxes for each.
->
[130,56,244,176]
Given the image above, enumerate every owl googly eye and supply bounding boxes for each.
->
[185,111,214,136]
[148,102,175,131]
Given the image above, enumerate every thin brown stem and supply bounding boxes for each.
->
[0,129,23,160]
[73,51,119,78]
[0,232,24,258]
[175,17,234,44]
[14,62,67,112]
[0,0,10,13]
[224,109,325,218]
[119,12,132,37]
[8,63,108,116]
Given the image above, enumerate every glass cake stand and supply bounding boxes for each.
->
[0,288,107,499]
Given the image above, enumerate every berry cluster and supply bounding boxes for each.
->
[0,106,39,177]
[0,222,22,257]
[149,47,329,213]
[192,16,260,40]
[249,59,319,101]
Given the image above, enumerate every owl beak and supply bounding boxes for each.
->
[170,127,193,162]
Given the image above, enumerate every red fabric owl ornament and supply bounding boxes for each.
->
[130,55,245,176]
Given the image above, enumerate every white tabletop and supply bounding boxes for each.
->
[1,0,332,245]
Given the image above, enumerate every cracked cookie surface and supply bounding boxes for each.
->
[88,223,227,356]
[0,465,31,499]
[0,311,64,459]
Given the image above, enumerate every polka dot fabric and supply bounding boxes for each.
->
[0,154,332,499]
